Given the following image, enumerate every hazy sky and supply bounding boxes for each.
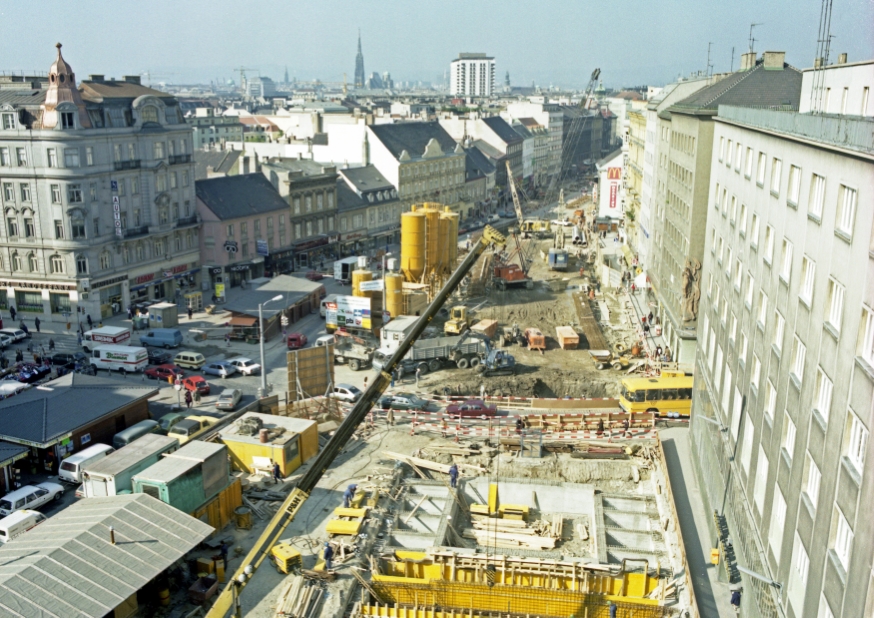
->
[2,0,872,88]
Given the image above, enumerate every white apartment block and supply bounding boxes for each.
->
[450,53,495,98]
[504,101,563,177]
[691,84,874,617]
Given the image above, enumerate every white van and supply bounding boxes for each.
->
[90,345,148,373]
[58,443,115,484]
[0,510,46,544]
[0,482,64,517]
[320,294,339,318]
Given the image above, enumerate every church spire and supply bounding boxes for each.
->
[354,30,365,89]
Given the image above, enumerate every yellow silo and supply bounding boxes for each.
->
[422,204,442,280]
[400,206,426,282]
[351,269,373,298]
[384,272,404,319]
[441,207,459,270]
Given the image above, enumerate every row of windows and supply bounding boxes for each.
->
[0,138,189,169]
[400,157,465,178]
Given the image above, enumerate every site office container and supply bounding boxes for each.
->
[82,434,179,498]
[218,413,318,477]
[555,326,580,350]
[132,441,229,515]
[471,319,498,339]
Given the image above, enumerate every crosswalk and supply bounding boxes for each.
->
[3,332,82,357]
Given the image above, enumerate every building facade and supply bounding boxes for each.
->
[691,99,874,618]
[0,45,199,321]
[450,53,495,98]
[336,165,401,255]
[625,102,646,257]
[504,101,563,180]
[185,108,244,151]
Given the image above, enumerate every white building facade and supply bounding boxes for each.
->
[450,54,495,98]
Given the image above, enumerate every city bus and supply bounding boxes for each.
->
[618,373,694,418]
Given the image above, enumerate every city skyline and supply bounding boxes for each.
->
[1,0,871,89]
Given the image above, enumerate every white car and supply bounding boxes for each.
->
[315,335,336,347]
[330,383,363,404]
[0,328,27,343]
[227,357,261,376]
[0,334,12,348]
[0,482,64,517]
[550,219,573,227]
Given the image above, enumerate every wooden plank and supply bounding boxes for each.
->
[382,451,485,475]
[573,291,608,350]
[488,483,498,514]
[403,495,428,523]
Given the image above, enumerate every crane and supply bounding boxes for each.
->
[205,225,508,618]
[234,66,259,95]
[493,161,535,290]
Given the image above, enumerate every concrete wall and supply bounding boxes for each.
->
[799,60,874,116]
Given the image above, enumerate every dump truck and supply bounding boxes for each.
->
[372,332,490,375]
[471,319,498,339]
[547,248,569,271]
[332,332,375,371]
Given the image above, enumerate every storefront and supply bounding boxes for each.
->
[129,265,201,307]
[292,236,330,269]
[0,278,78,321]
[226,258,264,287]
[369,225,399,254]
[337,230,369,257]
[91,274,129,318]
[264,248,295,276]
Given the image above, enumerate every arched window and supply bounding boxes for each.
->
[99,252,111,270]
[50,254,64,274]
[122,245,130,264]
[11,252,21,271]
[76,255,87,274]
[27,253,38,273]
[141,106,159,124]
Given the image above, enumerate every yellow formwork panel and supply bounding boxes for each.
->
[487,483,498,514]
[498,504,529,521]
[333,507,368,518]
[326,518,363,536]
[361,603,668,618]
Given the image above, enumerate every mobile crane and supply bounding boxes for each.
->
[206,225,508,618]
[493,162,535,290]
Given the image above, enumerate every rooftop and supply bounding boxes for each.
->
[196,173,290,221]
[368,121,460,161]
[225,275,324,318]
[481,116,523,145]
[84,434,178,478]
[0,374,158,449]
[339,165,395,193]
[0,441,28,468]
[219,412,316,447]
[0,493,213,617]
[193,149,241,181]
[80,79,176,103]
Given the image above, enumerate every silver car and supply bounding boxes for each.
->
[215,388,243,411]
[227,357,261,376]
[202,361,237,378]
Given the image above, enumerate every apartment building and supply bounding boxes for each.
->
[504,101,563,178]
[185,107,244,151]
[450,53,495,98]
[690,62,874,617]
[0,44,199,320]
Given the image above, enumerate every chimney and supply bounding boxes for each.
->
[762,51,785,70]
[814,57,824,69]
[838,53,848,65]
[109,526,116,545]
[123,75,141,85]
[88,74,105,82]
[740,52,757,71]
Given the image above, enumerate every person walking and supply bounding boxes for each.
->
[390,370,395,389]
[448,463,458,489]
[597,418,605,436]
[48,339,55,352]
[220,541,229,571]
[363,376,368,390]
[86,314,93,328]
[77,332,83,347]
[415,367,421,387]
[184,390,193,409]
[9,306,15,321]
[730,588,742,615]
[622,418,630,436]
[272,460,282,484]
[609,602,617,618]
[188,307,193,320]
[479,384,486,399]
[323,542,334,571]
[34,317,40,333]
[225,332,231,347]
[193,389,201,405]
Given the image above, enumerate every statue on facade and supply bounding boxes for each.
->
[682,258,701,323]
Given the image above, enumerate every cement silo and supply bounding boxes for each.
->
[384,272,405,320]
[400,206,426,282]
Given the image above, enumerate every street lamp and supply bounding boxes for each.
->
[737,565,783,604]
[258,294,283,396]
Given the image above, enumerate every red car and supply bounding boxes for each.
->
[182,375,211,395]
[287,332,308,349]
[445,399,498,419]
[305,270,324,281]
[145,364,185,381]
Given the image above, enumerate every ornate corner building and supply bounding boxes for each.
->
[0,44,199,321]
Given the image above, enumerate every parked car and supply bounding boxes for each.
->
[146,349,172,366]
[202,361,237,378]
[144,364,185,381]
[157,412,187,435]
[215,388,243,411]
[182,375,211,395]
[0,482,64,517]
[498,209,514,218]
[287,333,308,349]
[305,270,324,281]
[168,416,215,445]
[0,329,27,343]
[50,352,88,368]
[378,393,430,411]
[0,334,13,348]
[174,351,206,369]
[139,328,183,349]
[227,357,261,376]
[445,399,498,419]
[329,383,363,404]
[315,334,335,347]
[487,214,500,223]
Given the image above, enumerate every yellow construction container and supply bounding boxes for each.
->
[218,412,319,477]
[400,206,426,282]
[271,542,303,574]
[384,273,404,320]
[441,207,459,269]
[351,269,373,298]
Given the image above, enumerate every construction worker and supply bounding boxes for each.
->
[323,542,334,571]
[730,588,742,614]
[343,484,358,508]
[609,602,617,618]
[272,461,282,484]
[220,541,229,571]
[449,464,458,489]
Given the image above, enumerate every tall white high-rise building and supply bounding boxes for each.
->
[450,53,495,97]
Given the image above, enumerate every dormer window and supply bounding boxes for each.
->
[367,193,374,203]
[1,114,14,130]
[61,112,74,129]
[141,106,159,124]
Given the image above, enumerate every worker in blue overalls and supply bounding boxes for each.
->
[323,542,334,571]
[449,464,459,489]
[343,483,358,508]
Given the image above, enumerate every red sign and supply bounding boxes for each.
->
[607,167,621,180]
[134,273,155,285]
[609,184,618,209]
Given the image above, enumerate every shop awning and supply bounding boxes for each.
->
[229,316,258,327]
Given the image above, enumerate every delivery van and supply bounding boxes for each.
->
[112,420,161,449]
[174,351,206,369]
[0,510,46,544]
[82,326,131,352]
[58,443,114,484]
[320,294,339,318]
[139,328,184,349]
[90,345,148,373]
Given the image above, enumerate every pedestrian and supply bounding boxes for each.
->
[456,383,463,396]
[343,484,357,508]
[26,341,32,354]
[597,418,605,436]
[449,463,458,489]
[272,460,282,484]
[127,306,133,320]
[77,333,83,347]
[415,367,421,387]
[188,307,193,320]
[730,588,742,614]
[655,345,663,359]
[86,314,92,328]
[479,384,485,399]
[225,333,231,347]
[194,389,201,404]
[184,390,193,409]
[9,306,15,321]
[515,417,524,435]
[631,282,636,294]
[220,541,229,571]
[34,317,40,333]
[386,407,395,426]
[390,370,395,388]
[363,376,368,390]
[20,323,28,336]
[622,418,630,436]
[609,602,617,618]
[323,542,334,571]
[648,311,654,324]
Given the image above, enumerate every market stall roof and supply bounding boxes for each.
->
[0,493,213,617]
[0,441,28,468]
[0,374,158,449]
[229,316,258,327]
[225,274,324,319]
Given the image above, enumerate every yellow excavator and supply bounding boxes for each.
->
[205,225,508,618]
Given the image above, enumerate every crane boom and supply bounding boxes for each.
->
[206,225,508,618]
[506,160,524,226]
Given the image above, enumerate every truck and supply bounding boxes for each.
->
[372,331,490,375]
[334,257,361,283]
[333,331,375,371]
[82,326,131,352]
[81,433,178,497]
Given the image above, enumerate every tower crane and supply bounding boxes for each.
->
[234,66,259,95]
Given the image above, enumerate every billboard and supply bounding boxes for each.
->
[609,183,618,209]
[325,295,372,330]
[607,167,621,180]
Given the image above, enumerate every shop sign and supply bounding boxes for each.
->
[292,237,328,251]
[112,196,122,239]
[224,240,238,253]
[0,280,75,291]
[230,264,250,272]
[256,239,269,256]
[326,295,372,330]
[215,283,225,299]
[210,267,223,275]
[341,231,366,241]
[91,274,129,290]
[134,273,156,285]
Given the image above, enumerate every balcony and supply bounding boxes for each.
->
[123,225,149,238]
[169,154,192,165]
[175,214,199,228]
[114,159,142,171]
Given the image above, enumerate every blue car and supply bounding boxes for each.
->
[201,361,237,378]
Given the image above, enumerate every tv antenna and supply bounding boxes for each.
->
[748,23,763,53]
[730,47,736,72]
[706,42,714,77]
[811,0,834,112]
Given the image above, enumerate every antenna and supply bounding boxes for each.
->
[706,42,714,77]
[811,0,834,112]
[748,23,763,53]
[730,47,735,72]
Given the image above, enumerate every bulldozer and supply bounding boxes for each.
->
[444,306,472,335]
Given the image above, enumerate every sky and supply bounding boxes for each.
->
[1,0,872,89]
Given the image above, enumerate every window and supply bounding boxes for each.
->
[227,224,234,238]
[774,312,785,350]
[744,147,753,177]
[305,195,312,212]
[11,253,21,271]
[67,184,83,203]
[754,446,769,514]
[113,144,122,162]
[131,177,139,194]
[764,380,777,421]
[153,141,165,159]
[50,184,61,204]
[738,203,747,235]
[85,146,93,166]
[317,194,324,210]
[751,355,761,389]
[730,196,737,224]
[170,172,177,189]
[764,225,775,263]
[76,256,87,274]
[156,174,166,192]
[846,411,869,474]
[814,368,833,422]
[154,238,164,256]
[293,197,301,214]
[833,508,854,571]
[6,218,18,237]
[93,217,99,236]
[861,307,874,366]
[788,533,810,614]
[71,218,85,239]
[50,255,64,274]
[750,213,759,247]
[805,454,822,506]
[64,148,79,167]
[47,148,57,168]
[800,257,815,305]
[740,332,748,363]
[141,106,159,124]
[54,220,64,239]
[734,143,742,171]
[740,414,754,473]
[730,313,738,344]
[769,487,786,557]
[809,173,826,219]
[719,137,725,161]
[0,147,8,166]
[158,207,169,225]
[1,183,11,202]
[756,152,766,185]
[182,171,189,186]
[16,147,26,166]
[818,594,835,618]
[782,412,797,462]
[836,184,857,237]
[733,259,742,289]
[117,179,125,197]
[19,183,30,202]
[788,165,801,205]
[89,183,97,201]
[746,273,755,306]
[826,279,845,332]
[27,253,38,272]
[863,87,870,115]
[758,291,768,326]
[99,252,110,270]
[780,238,793,282]
[127,143,136,160]
[0,113,14,129]
[240,222,247,237]
[24,218,34,238]
[61,112,74,129]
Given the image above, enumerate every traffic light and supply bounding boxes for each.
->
[281,316,289,326]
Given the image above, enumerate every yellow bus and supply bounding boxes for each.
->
[618,374,694,418]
